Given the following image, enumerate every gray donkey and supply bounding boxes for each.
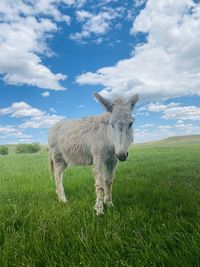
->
[48,92,139,215]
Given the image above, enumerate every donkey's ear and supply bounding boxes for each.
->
[93,92,113,112]
[129,93,139,110]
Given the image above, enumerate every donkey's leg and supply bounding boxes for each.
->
[49,152,54,180]
[93,158,105,215]
[54,160,67,203]
[104,157,117,207]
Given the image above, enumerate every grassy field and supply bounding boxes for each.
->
[0,140,200,266]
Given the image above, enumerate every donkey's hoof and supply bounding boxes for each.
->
[96,209,104,216]
[94,204,104,216]
[58,197,68,203]
[105,201,114,207]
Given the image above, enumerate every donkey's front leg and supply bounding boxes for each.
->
[93,159,105,215]
[104,157,117,207]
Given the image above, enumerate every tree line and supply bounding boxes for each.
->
[0,143,41,155]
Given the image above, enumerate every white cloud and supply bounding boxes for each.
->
[0,102,44,118]
[0,101,64,129]
[0,125,32,139]
[20,114,64,129]
[76,0,200,101]
[140,123,155,128]
[41,91,50,97]
[142,102,200,121]
[147,102,181,112]
[134,127,173,143]
[162,106,200,121]
[158,125,173,130]
[70,7,124,43]
[134,0,147,8]
[0,0,71,90]
[177,120,184,124]
[0,1,73,23]
[134,121,200,143]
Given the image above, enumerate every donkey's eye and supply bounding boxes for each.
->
[111,123,114,128]
[129,122,133,128]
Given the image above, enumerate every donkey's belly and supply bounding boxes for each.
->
[67,156,93,166]
[62,146,93,166]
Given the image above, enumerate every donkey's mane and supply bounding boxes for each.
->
[113,97,127,106]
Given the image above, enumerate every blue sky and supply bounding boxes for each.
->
[0,0,200,144]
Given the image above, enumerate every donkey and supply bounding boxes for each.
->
[48,92,139,215]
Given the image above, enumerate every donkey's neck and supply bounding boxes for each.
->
[93,112,113,143]
[94,112,109,124]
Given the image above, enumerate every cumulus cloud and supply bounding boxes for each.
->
[0,102,44,118]
[20,114,64,129]
[76,0,200,101]
[70,7,124,43]
[0,101,65,143]
[0,125,32,140]
[147,102,181,112]
[141,102,200,121]
[0,101,64,129]
[162,106,200,121]
[0,0,72,90]
[135,121,200,143]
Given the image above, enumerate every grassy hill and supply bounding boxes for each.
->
[2,135,200,155]
[0,142,200,266]
[138,134,200,146]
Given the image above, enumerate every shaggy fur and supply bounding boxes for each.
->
[48,92,139,215]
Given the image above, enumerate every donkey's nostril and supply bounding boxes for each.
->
[116,152,128,161]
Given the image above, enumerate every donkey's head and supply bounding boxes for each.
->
[94,92,139,161]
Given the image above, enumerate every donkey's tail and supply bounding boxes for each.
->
[49,152,54,179]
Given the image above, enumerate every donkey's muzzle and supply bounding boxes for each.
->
[116,152,128,162]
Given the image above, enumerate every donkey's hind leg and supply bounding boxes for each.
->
[54,159,67,203]
[49,152,54,180]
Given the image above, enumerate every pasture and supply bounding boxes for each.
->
[0,139,200,266]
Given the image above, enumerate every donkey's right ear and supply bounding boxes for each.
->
[93,92,113,112]
[129,93,139,110]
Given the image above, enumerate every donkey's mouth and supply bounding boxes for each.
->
[116,152,128,162]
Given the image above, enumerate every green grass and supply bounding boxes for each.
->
[0,143,200,267]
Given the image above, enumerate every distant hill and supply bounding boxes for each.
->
[140,135,200,146]
[2,135,200,155]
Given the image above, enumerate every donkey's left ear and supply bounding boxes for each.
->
[129,93,139,110]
